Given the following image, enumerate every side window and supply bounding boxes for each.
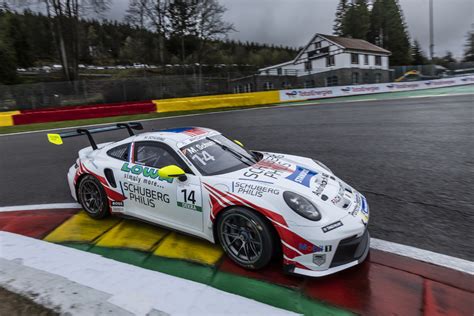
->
[134,142,183,170]
[107,144,130,161]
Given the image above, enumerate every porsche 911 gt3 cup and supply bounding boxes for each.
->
[48,123,370,277]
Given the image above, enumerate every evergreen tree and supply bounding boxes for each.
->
[342,0,370,40]
[411,40,427,65]
[368,0,411,65]
[463,30,474,62]
[0,43,17,84]
[333,0,348,36]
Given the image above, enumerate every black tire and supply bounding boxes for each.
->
[216,207,276,270]
[77,175,110,219]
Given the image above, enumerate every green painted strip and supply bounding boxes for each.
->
[59,243,353,315]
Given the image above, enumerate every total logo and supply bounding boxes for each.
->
[341,87,352,92]
[298,243,332,253]
[285,91,298,98]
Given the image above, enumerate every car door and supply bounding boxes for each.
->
[128,141,204,232]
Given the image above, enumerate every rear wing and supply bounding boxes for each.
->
[47,122,144,150]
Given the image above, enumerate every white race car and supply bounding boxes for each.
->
[48,123,370,277]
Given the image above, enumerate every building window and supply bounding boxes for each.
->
[314,42,321,49]
[352,72,360,84]
[304,80,315,88]
[351,53,359,64]
[375,56,382,66]
[244,83,253,93]
[281,81,291,89]
[304,61,312,72]
[375,73,382,83]
[364,54,369,65]
[277,68,282,75]
[363,72,370,83]
[263,82,274,90]
[326,76,338,86]
[326,55,335,67]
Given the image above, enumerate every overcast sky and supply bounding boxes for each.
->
[107,0,474,59]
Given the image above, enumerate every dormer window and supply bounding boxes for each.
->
[314,42,322,49]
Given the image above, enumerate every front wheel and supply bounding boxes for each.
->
[77,175,109,219]
[216,207,276,270]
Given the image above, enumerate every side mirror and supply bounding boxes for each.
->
[158,165,187,181]
[234,140,244,147]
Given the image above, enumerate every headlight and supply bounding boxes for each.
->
[283,191,321,221]
[313,159,332,173]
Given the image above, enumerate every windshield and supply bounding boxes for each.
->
[180,135,258,176]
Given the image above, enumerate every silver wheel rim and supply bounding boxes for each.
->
[220,213,263,265]
[79,179,103,215]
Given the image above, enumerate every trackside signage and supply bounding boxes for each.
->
[279,75,474,102]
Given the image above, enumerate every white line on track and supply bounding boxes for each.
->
[1,203,472,275]
[0,203,81,212]
[1,90,473,137]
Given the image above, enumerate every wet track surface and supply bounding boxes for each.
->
[1,94,473,260]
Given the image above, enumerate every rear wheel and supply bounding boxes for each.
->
[77,175,109,219]
[216,207,275,270]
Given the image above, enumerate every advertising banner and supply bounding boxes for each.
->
[279,75,474,102]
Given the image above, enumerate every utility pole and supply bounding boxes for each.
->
[429,0,434,60]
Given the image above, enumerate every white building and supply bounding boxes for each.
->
[232,34,392,92]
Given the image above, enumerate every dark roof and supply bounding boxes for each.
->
[320,34,391,54]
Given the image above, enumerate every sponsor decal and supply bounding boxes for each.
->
[286,166,317,187]
[352,86,380,93]
[425,81,432,85]
[298,89,333,97]
[312,173,329,196]
[120,182,170,208]
[111,201,124,207]
[143,135,166,141]
[331,195,342,205]
[243,155,291,180]
[386,84,395,89]
[285,91,298,97]
[341,87,351,92]
[313,254,326,266]
[322,221,343,233]
[121,163,173,183]
[299,243,332,253]
[232,182,279,197]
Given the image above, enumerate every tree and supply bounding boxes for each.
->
[168,0,199,64]
[411,40,427,65]
[8,0,110,81]
[463,30,474,62]
[194,0,233,72]
[368,0,411,65]
[333,0,348,36]
[341,0,370,40]
[0,43,17,84]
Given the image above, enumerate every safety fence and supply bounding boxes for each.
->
[1,75,473,127]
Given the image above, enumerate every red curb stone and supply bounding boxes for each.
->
[424,279,474,316]
[303,259,424,315]
[370,249,474,292]
[0,209,78,239]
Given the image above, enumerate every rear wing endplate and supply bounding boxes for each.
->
[47,122,143,150]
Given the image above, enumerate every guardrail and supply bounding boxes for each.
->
[1,75,472,127]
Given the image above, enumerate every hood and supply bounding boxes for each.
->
[218,152,363,224]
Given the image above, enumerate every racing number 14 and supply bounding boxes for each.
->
[181,189,196,204]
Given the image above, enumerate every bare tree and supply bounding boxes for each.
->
[126,0,170,65]
[195,0,233,69]
[10,0,109,81]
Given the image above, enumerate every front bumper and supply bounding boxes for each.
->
[285,229,370,277]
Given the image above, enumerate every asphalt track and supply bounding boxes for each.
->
[0,94,473,261]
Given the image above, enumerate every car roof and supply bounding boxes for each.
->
[132,127,220,146]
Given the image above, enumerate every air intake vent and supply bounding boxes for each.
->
[104,168,116,188]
